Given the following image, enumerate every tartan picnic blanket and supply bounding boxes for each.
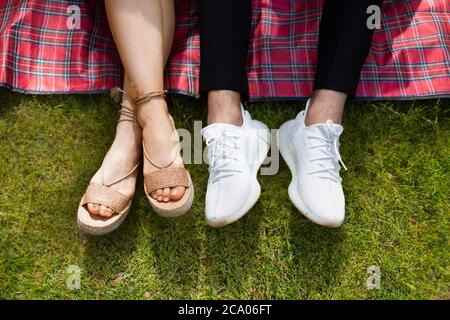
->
[0,0,449,100]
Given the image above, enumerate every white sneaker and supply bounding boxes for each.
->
[202,105,270,228]
[278,99,347,228]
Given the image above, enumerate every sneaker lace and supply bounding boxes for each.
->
[205,131,242,183]
[306,120,347,182]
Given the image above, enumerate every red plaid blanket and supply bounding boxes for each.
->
[0,0,449,100]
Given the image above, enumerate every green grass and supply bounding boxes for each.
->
[0,88,448,300]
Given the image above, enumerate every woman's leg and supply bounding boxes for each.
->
[161,0,175,64]
[87,75,142,217]
[105,0,184,203]
[307,0,383,126]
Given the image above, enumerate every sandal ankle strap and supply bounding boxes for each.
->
[131,90,167,107]
[114,88,168,121]
[118,102,137,123]
[120,88,176,169]
[111,87,138,124]
[128,88,179,169]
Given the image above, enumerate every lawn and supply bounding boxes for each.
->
[0,88,448,300]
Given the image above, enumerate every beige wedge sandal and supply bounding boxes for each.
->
[77,100,139,235]
[131,90,194,217]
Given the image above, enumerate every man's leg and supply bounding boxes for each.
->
[278,0,383,227]
[199,0,270,228]
[199,0,251,126]
[306,0,383,126]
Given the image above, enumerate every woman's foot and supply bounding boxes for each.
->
[85,105,142,218]
[137,97,186,203]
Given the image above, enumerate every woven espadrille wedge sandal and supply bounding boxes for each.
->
[131,90,194,217]
[77,99,140,235]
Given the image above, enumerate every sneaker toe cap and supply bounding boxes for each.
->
[205,178,253,228]
[300,182,345,228]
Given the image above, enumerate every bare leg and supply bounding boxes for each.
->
[305,89,347,126]
[105,0,185,203]
[207,90,243,126]
[161,0,175,64]
[87,75,142,217]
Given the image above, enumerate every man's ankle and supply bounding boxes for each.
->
[207,90,243,126]
[305,89,347,126]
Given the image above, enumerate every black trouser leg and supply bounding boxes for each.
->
[198,0,252,97]
[314,0,383,96]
